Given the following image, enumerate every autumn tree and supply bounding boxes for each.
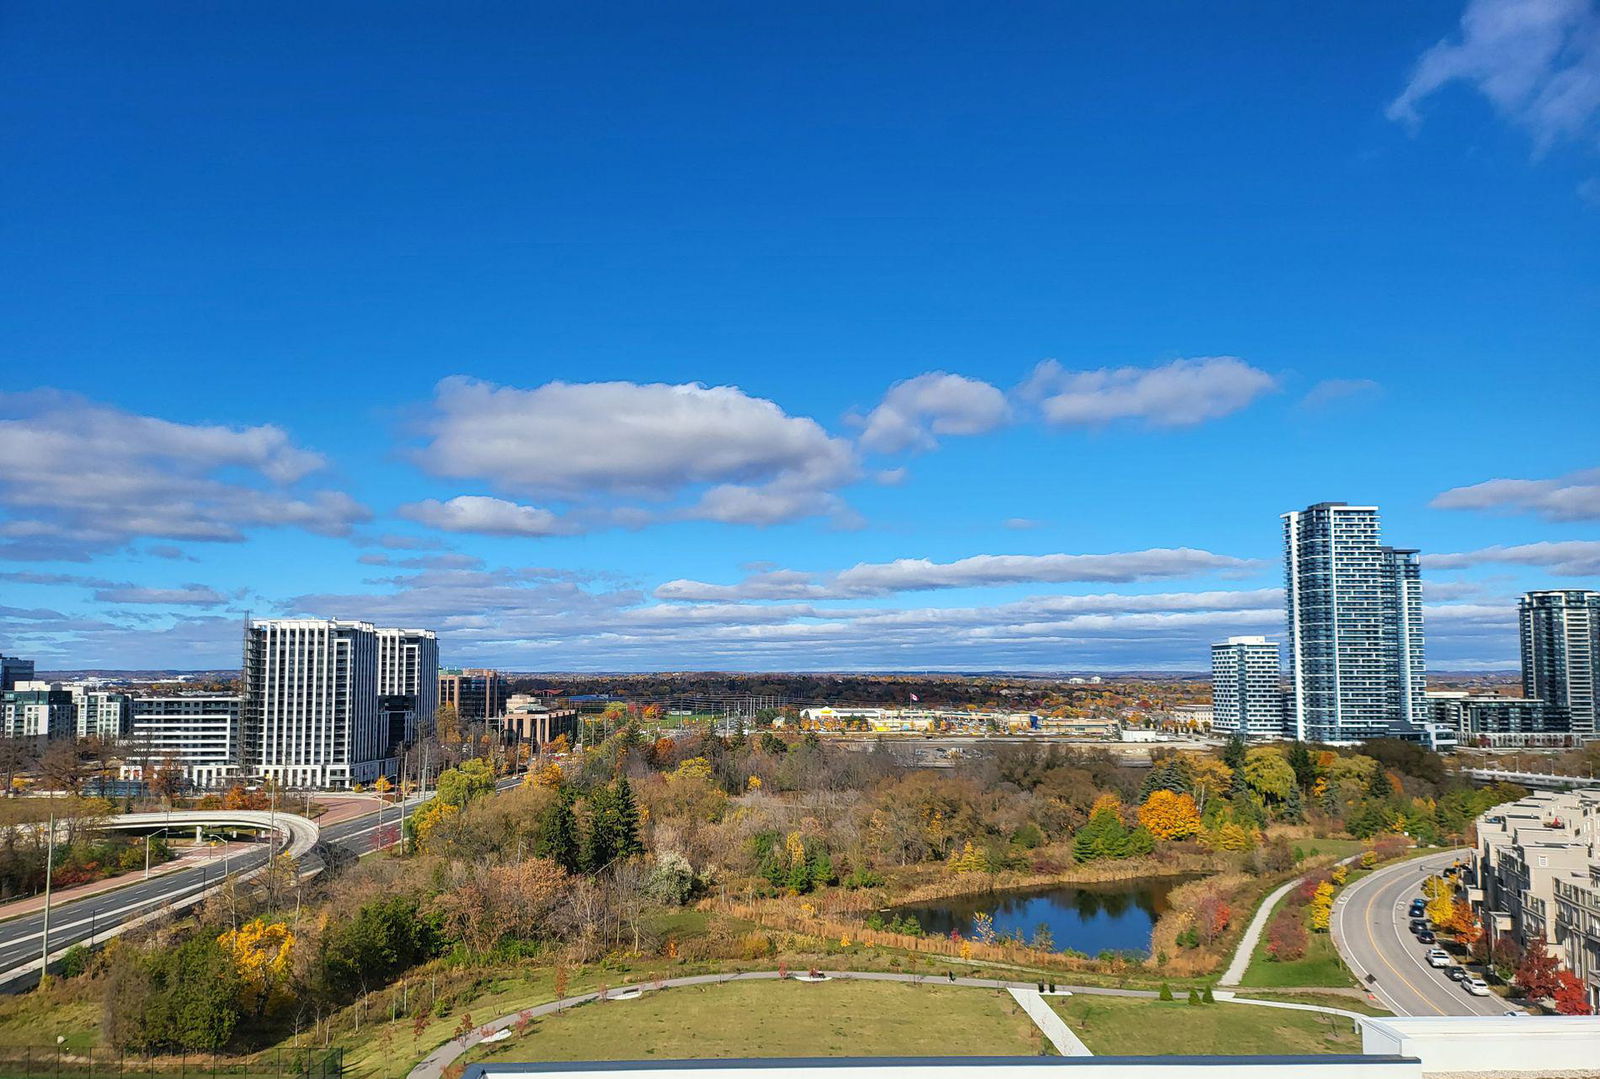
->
[40,740,85,794]
[1553,970,1594,1015]
[1243,748,1295,803]
[1138,790,1201,840]
[1514,947,1564,1002]
[1309,882,1335,931]
[218,918,295,1018]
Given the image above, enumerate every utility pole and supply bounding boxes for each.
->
[40,812,54,976]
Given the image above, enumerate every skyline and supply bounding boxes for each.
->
[2,1,1598,671]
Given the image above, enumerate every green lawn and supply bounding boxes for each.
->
[1236,990,1389,1016]
[472,980,1048,1063]
[1240,924,1355,988]
[1053,996,1361,1056]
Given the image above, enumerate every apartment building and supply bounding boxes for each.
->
[1282,503,1426,742]
[0,654,34,692]
[1473,788,1600,1009]
[242,618,387,787]
[72,687,132,740]
[122,693,243,789]
[377,628,439,745]
[1522,590,1600,740]
[0,681,74,743]
[1426,691,1571,747]
[1210,636,1282,738]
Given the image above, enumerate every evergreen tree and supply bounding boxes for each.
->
[1281,783,1306,825]
[580,784,618,872]
[1286,742,1316,789]
[534,787,581,872]
[1223,733,1247,772]
[1366,762,1394,800]
[1139,756,1194,799]
[613,776,644,857]
[1158,983,1174,1002]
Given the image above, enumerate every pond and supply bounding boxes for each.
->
[889,876,1190,957]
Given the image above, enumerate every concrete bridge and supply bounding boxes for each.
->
[1459,767,1597,791]
[95,810,320,859]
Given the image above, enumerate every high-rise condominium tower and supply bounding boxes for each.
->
[1211,636,1282,738]
[242,618,385,787]
[377,628,439,744]
[1282,503,1425,742]
[1520,590,1600,739]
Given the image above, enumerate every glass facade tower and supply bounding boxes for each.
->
[1211,636,1282,738]
[1520,590,1600,739]
[1282,503,1426,742]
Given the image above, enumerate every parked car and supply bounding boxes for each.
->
[1427,949,1452,968]
[1446,967,1469,981]
[1409,918,1429,933]
[1409,900,1427,917]
[1417,930,1437,944]
[1464,977,1491,996]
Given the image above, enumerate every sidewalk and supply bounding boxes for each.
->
[0,841,253,923]
[1218,852,1363,988]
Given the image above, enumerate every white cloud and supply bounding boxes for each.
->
[0,390,367,560]
[857,372,1010,453]
[1432,467,1600,521]
[399,496,577,537]
[1388,0,1600,153]
[410,377,859,527]
[1427,539,1600,575]
[1004,517,1041,530]
[92,584,230,607]
[657,547,1261,601]
[1020,357,1277,427]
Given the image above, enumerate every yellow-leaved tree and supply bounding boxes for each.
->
[1137,790,1201,840]
[1309,882,1335,932]
[219,918,295,1017]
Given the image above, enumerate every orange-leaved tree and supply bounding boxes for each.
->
[1137,789,1201,840]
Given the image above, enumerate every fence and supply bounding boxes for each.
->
[0,1048,340,1079]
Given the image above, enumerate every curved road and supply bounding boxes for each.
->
[0,794,435,988]
[1331,849,1506,1018]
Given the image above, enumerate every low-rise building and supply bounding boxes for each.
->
[122,693,243,789]
[1427,691,1571,747]
[1472,788,1600,1000]
[500,694,579,748]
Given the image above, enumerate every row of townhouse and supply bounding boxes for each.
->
[1472,789,1600,1012]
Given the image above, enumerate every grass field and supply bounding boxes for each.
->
[1240,923,1356,988]
[471,980,1049,1064]
[1237,990,1388,1016]
[1052,996,1362,1056]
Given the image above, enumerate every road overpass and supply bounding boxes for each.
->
[1458,768,1596,791]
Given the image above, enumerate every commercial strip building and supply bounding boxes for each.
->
[1471,788,1600,1012]
[1282,503,1426,743]
[1210,636,1282,738]
[500,693,579,747]
[1425,691,1571,748]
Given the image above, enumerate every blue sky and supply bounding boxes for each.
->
[1,0,1597,671]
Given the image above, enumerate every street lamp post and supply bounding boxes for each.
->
[39,812,55,977]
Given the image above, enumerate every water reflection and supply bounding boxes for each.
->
[892,876,1189,956]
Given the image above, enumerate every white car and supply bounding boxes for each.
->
[1464,977,1491,996]
[1427,949,1452,968]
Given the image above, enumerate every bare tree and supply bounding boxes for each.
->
[40,740,86,795]
[0,739,35,797]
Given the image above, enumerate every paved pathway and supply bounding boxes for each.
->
[1008,988,1092,1055]
[405,968,1371,1079]
[1218,853,1363,988]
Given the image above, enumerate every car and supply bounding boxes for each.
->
[1427,949,1452,968]
[1464,977,1491,996]
[1446,967,1468,981]
[1417,930,1437,944]
[1409,918,1428,933]
[1503,1010,1523,1017]
[1409,900,1427,916]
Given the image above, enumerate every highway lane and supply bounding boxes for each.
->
[1332,848,1508,1018]
[0,775,525,985]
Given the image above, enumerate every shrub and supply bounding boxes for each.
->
[1186,987,1201,1005]
[1159,983,1174,1001]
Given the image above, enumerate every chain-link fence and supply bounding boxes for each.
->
[0,1048,341,1079]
